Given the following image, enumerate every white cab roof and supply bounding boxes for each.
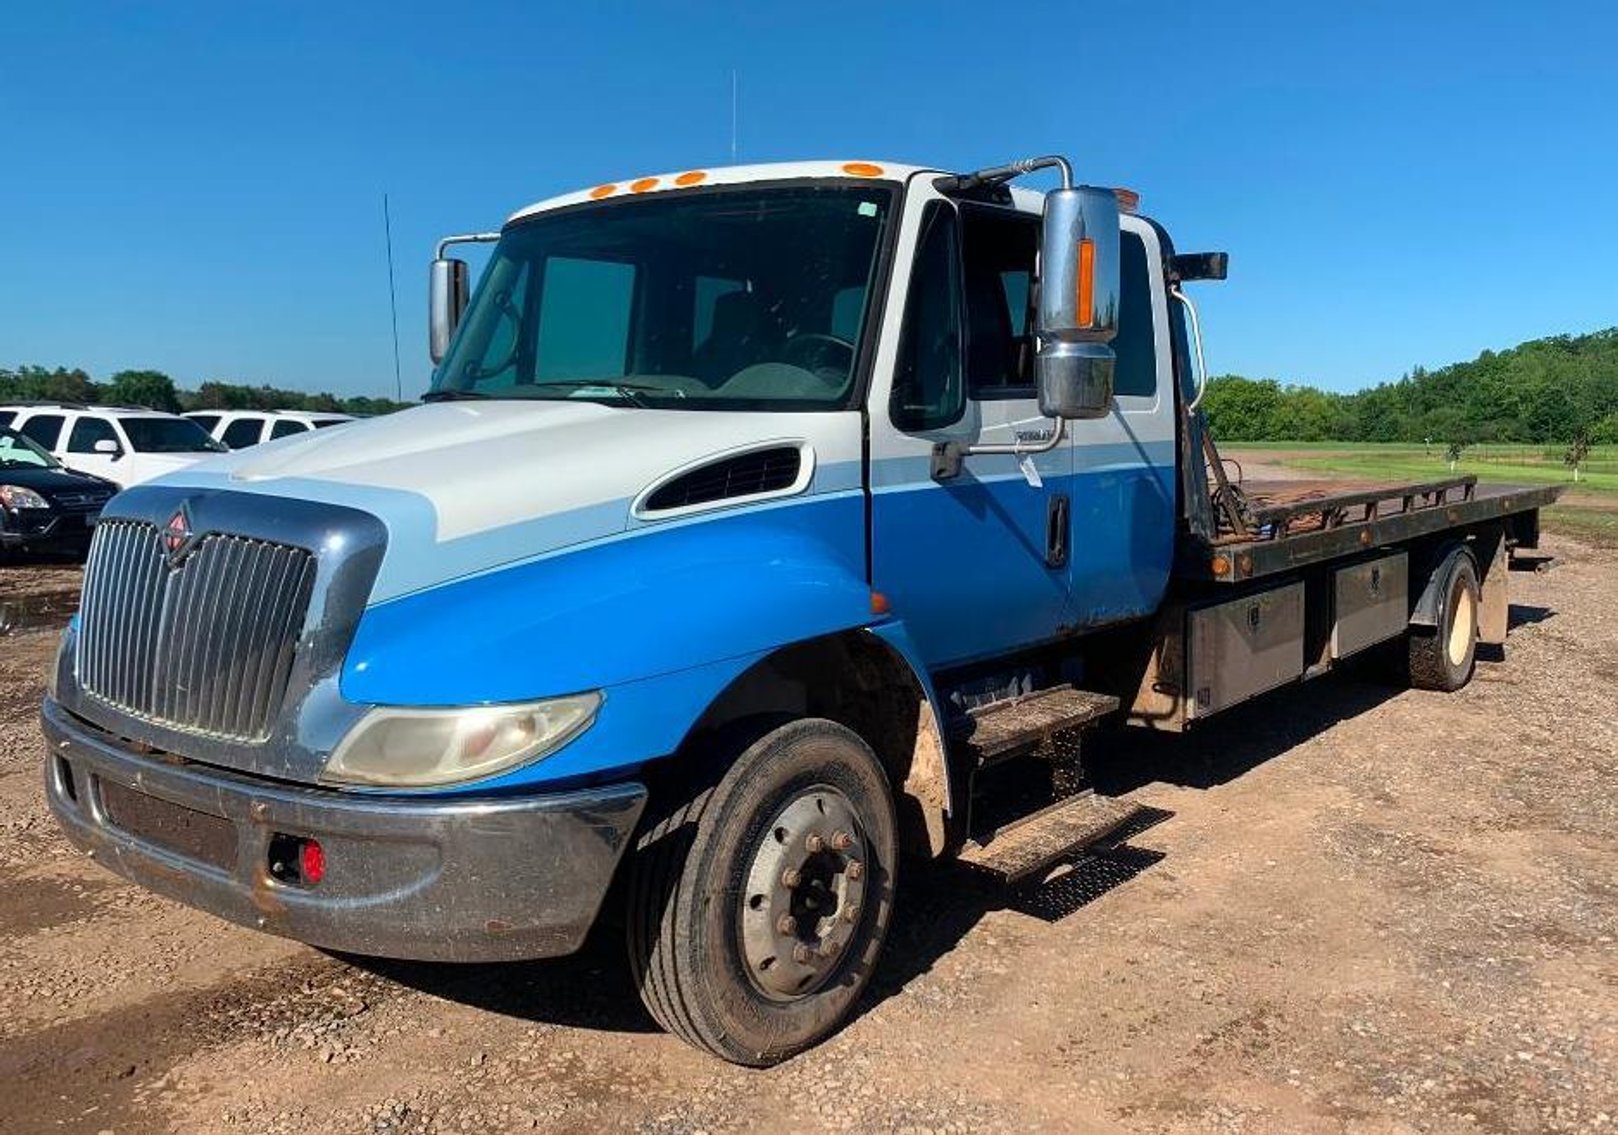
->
[507,160,937,224]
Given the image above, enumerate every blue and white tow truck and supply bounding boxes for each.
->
[43,157,1560,1064]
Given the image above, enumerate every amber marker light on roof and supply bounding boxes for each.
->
[674,170,707,186]
[1113,188,1141,213]
[842,162,885,178]
[588,184,617,199]
[630,177,659,193]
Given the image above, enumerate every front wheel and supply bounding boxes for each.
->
[626,719,897,1066]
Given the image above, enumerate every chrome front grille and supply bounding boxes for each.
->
[76,519,317,742]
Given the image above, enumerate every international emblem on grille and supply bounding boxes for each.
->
[163,506,193,564]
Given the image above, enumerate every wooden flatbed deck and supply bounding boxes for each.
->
[1180,476,1564,583]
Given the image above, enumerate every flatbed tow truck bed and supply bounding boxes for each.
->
[1180,474,1564,583]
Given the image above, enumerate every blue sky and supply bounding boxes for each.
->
[2,1,1613,400]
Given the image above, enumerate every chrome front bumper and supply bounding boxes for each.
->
[42,697,647,962]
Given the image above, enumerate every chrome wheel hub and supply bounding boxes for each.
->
[739,786,869,1000]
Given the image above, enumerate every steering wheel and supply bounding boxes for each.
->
[780,332,856,377]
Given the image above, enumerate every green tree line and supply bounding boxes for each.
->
[0,365,411,418]
[1201,328,1618,445]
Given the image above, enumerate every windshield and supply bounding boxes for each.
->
[120,417,227,454]
[0,428,59,469]
[431,183,896,410]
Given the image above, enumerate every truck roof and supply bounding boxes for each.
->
[507,160,937,224]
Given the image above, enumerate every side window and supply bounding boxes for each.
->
[20,414,65,450]
[1112,230,1159,399]
[67,417,119,453]
[890,202,964,432]
[535,256,636,379]
[269,419,306,440]
[188,413,220,432]
[961,207,1039,397]
[221,418,263,448]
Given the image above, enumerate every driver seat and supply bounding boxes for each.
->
[692,290,777,387]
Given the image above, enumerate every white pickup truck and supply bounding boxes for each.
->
[42,157,1558,1065]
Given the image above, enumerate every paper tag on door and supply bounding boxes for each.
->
[1017,454,1044,488]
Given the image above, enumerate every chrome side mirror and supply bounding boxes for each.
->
[429,258,469,364]
[1037,186,1121,419]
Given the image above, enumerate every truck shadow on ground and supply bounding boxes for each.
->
[334,935,662,1034]
[335,640,1553,1043]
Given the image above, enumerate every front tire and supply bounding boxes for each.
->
[1409,551,1479,691]
[626,719,897,1066]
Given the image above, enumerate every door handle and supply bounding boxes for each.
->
[1046,493,1070,569]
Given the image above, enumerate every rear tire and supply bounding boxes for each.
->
[626,718,897,1066]
[1409,552,1479,691]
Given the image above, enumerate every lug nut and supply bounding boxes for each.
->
[805,832,824,853]
[819,938,843,958]
[845,860,864,881]
[843,903,861,923]
[792,943,813,964]
[831,830,854,851]
[776,914,797,936]
[781,866,801,889]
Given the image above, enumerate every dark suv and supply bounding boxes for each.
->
[0,427,117,559]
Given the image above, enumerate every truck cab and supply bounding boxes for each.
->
[42,158,1556,1066]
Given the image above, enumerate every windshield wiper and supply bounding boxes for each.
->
[421,389,490,402]
[520,381,671,407]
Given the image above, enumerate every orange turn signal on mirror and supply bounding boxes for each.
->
[1075,238,1096,328]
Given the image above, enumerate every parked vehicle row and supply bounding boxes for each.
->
[0,404,357,559]
[184,409,354,449]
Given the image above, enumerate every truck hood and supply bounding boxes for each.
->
[153,400,863,603]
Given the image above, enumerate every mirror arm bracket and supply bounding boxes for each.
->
[930,418,1068,482]
[434,232,500,259]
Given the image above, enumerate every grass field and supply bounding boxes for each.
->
[1222,441,1618,547]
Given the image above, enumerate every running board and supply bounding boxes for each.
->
[958,793,1144,885]
[948,686,1119,768]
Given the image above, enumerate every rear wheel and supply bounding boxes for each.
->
[626,719,896,1066]
[1409,552,1479,691]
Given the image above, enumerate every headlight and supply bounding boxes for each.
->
[322,693,601,787]
[0,485,50,509]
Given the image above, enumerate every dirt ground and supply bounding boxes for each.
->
[1,534,1614,1135]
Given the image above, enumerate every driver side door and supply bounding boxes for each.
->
[868,188,1072,669]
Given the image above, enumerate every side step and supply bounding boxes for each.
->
[948,686,1119,767]
[958,793,1144,885]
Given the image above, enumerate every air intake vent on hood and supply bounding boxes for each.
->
[642,446,804,513]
